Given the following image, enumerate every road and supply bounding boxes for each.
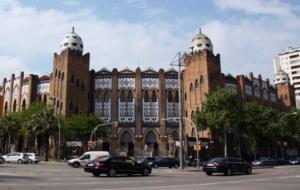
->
[0,162,300,190]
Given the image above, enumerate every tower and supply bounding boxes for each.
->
[49,28,90,117]
[274,70,296,111]
[183,30,222,137]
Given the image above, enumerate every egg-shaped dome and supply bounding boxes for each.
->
[274,70,289,86]
[60,27,83,53]
[190,30,213,53]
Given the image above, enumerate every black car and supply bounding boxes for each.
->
[152,157,180,168]
[203,157,252,176]
[288,157,300,165]
[84,156,152,177]
[138,157,156,166]
[251,157,277,167]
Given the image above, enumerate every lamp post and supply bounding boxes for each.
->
[90,121,118,144]
[162,117,201,170]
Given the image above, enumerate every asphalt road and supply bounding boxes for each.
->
[0,162,300,190]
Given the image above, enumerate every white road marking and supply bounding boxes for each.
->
[91,175,300,190]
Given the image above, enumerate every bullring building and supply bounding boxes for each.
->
[0,28,295,158]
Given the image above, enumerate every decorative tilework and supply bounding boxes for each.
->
[95,99,111,122]
[143,101,159,123]
[118,99,135,123]
[165,78,178,90]
[118,77,135,89]
[167,101,179,120]
[95,78,112,90]
[245,85,252,96]
[142,78,159,89]
[225,83,237,93]
[37,82,49,94]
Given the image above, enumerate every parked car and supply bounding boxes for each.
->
[68,151,109,168]
[26,153,41,163]
[152,157,180,168]
[2,152,30,164]
[0,155,5,164]
[288,157,300,165]
[276,159,289,166]
[137,157,156,167]
[203,157,252,176]
[251,157,277,167]
[84,156,152,177]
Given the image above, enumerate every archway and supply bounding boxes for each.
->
[145,131,158,157]
[120,131,134,156]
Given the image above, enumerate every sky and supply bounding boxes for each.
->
[0,0,299,82]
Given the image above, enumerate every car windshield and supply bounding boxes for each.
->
[209,157,225,162]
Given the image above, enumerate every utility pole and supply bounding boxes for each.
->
[171,52,185,170]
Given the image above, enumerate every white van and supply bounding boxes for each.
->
[67,151,109,168]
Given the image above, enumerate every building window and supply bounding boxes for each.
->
[43,95,47,104]
[71,75,75,83]
[55,69,57,77]
[56,100,60,108]
[61,72,64,81]
[13,100,17,112]
[58,71,61,79]
[4,102,8,113]
[69,101,74,110]
[81,83,85,91]
[76,79,80,87]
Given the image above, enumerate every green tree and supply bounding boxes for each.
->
[0,114,21,153]
[194,88,243,157]
[64,115,107,150]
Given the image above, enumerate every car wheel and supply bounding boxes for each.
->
[174,164,179,169]
[17,159,23,164]
[108,169,117,177]
[206,172,212,176]
[246,167,252,175]
[225,168,232,176]
[29,159,33,164]
[153,164,158,168]
[92,172,100,177]
[142,168,150,176]
[73,162,80,168]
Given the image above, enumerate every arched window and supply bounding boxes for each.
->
[190,83,194,92]
[285,94,288,100]
[120,90,126,102]
[55,69,57,77]
[61,72,64,81]
[71,75,75,83]
[145,131,157,144]
[13,100,17,112]
[58,71,61,79]
[60,102,63,110]
[144,91,150,102]
[43,95,47,104]
[38,95,42,101]
[22,99,26,111]
[200,75,204,84]
[56,100,60,108]
[175,91,179,102]
[76,78,80,87]
[69,101,74,110]
[167,91,173,102]
[151,90,157,102]
[127,90,133,102]
[81,83,85,91]
[195,79,199,88]
[4,102,8,113]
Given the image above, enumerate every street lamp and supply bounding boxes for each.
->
[90,121,118,144]
[162,117,201,170]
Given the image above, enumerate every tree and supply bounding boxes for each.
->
[0,114,21,153]
[24,103,59,161]
[64,115,107,150]
[194,88,243,157]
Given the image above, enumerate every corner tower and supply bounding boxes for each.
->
[50,28,90,117]
[183,30,222,136]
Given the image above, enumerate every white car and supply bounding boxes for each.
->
[2,152,30,164]
[26,153,41,163]
[68,151,109,168]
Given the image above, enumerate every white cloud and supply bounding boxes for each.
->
[0,56,29,80]
[127,0,166,17]
[214,0,295,18]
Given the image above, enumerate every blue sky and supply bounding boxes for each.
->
[0,0,300,82]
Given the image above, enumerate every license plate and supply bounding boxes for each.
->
[207,163,214,167]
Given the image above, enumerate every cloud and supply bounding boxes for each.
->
[0,0,188,81]
[214,0,296,18]
[61,0,81,6]
[0,56,30,80]
[127,0,166,17]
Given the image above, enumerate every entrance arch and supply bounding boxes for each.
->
[120,131,134,156]
[144,131,159,157]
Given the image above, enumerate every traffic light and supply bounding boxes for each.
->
[193,143,201,151]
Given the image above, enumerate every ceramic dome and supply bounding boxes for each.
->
[190,30,213,53]
[60,27,83,53]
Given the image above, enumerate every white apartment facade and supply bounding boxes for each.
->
[274,47,300,108]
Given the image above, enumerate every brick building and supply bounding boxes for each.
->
[0,29,295,158]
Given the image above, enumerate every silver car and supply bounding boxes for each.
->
[2,152,30,164]
[27,153,41,163]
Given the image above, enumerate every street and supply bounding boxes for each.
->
[0,163,300,190]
